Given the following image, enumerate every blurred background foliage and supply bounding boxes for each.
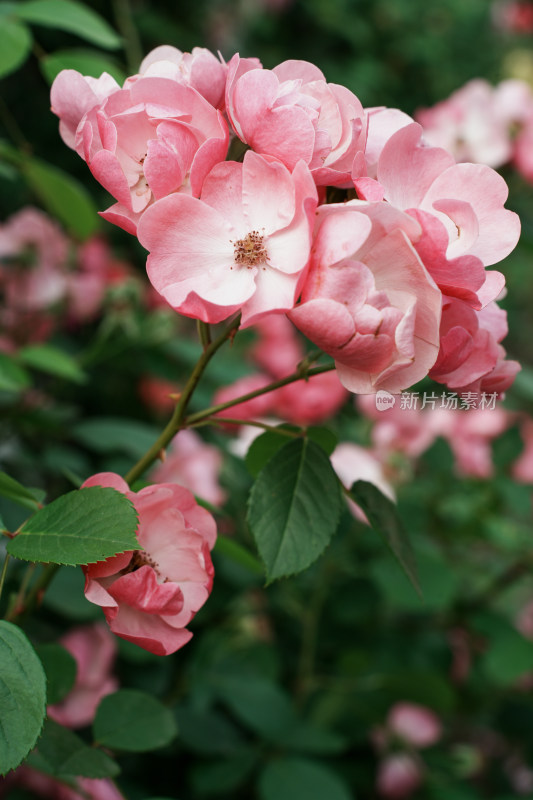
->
[2,1,533,799]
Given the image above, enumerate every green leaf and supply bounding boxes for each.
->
[15,0,121,49]
[278,723,347,755]
[35,644,76,705]
[0,621,46,776]
[72,417,161,458]
[175,706,245,755]
[40,47,125,85]
[349,480,420,596]
[214,674,295,739]
[473,612,533,684]
[7,486,139,565]
[191,751,257,796]
[37,719,119,778]
[0,472,41,511]
[245,425,338,478]
[18,344,87,384]
[0,17,32,78]
[23,157,98,240]
[42,565,101,620]
[259,757,354,800]
[0,351,31,393]
[93,690,177,752]
[247,438,342,582]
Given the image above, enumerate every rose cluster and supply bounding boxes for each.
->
[51,45,521,396]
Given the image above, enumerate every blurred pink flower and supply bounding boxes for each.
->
[151,429,226,506]
[387,702,442,749]
[376,753,423,799]
[48,623,118,728]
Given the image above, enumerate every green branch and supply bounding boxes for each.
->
[124,314,241,485]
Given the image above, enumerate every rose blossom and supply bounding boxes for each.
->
[415,79,531,168]
[151,429,227,506]
[0,769,125,800]
[429,298,520,395]
[47,623,118,728]
[51,73,229,234]
[371,122,521,269]
[138,45,228,109]
[225,55,367,185]
[289,201,442,394]
[272,371,348,425]
[387,702,442,749]
[357,395,437,459]
[513,418,533,483]
[50,70,120,150]
[137,149,317,325]
[431,406,510,478]
[330,441,395,523]
[376,754,423,799]
[0,207,69,313]
[81,473,216,656]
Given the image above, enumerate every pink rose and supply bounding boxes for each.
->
[138,375,180,416]
[373,122,521,268]
[387,702,442,749]
[47,623,118,728]
[356,395,437,460]
[430,298,520,395]
[225,55,367,185]
[376,754,423,799]
[138,45,228,109]
[81,473,216,656]
[55,74,228,234]
[212,373,275,428]
[432,406,510,478]
[1,767,124,800]
[138,150,317,325]
[290,201,442,394]
[330,441,395,522]
[272,370,348,425]
[514,418,533,483]
[0,207,69,313]
[416,79,521,168]
[151,429,226,506]
[251,314,303,378]
[51,69,120,150]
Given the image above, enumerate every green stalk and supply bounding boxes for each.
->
[124,314,241,485]
[185,363,336,427]
[0,553,10,606]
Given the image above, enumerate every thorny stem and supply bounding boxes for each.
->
[124,315,242,485]
[458,555,533,614]
[184,363,336,427]
[197,320,212,349]
[5,563,60,624]
[0,554,10,606]
[197,417,303,435]
[296,563,330,705]
[5,562,36,622]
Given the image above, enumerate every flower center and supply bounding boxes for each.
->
[121,549,160,575]
[233,230,268,268]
